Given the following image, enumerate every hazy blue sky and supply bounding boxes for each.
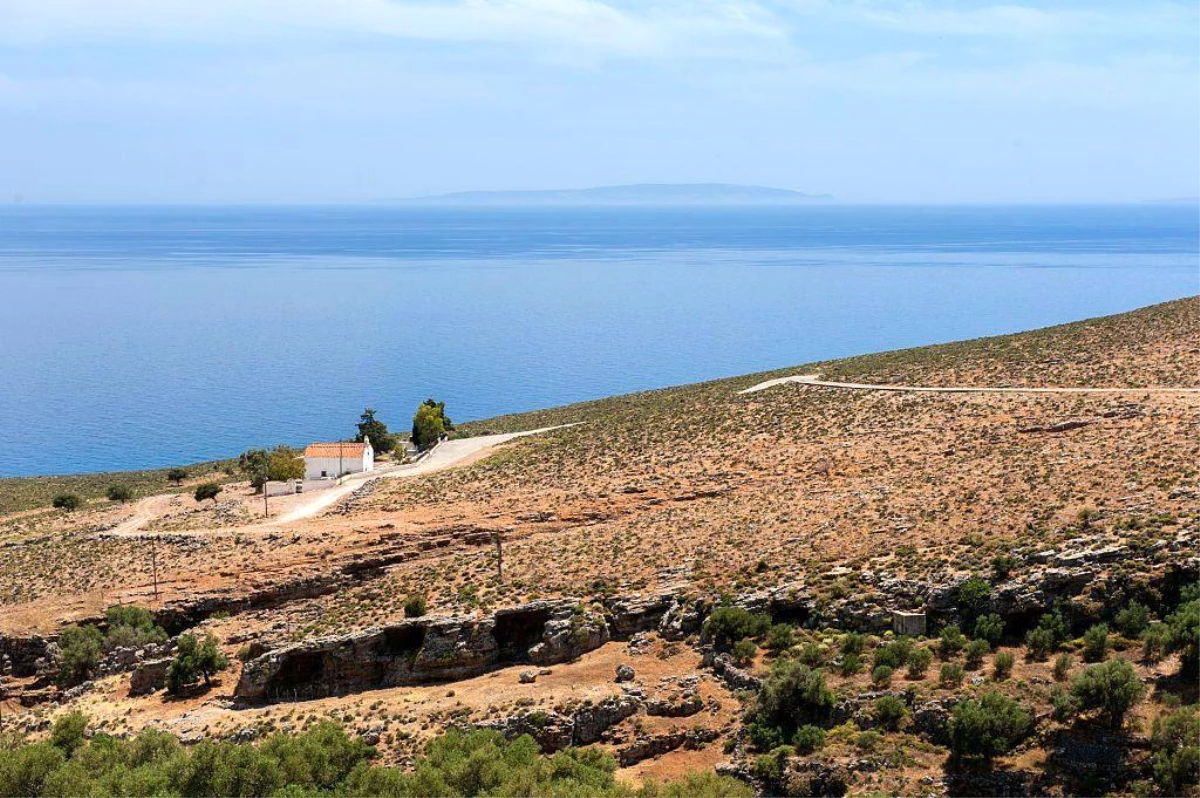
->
[1,0,1196,203]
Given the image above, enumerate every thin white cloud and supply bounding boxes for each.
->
[0,0,787,59]
[782,0,1198,39]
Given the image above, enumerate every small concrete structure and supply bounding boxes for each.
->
[892,610,927,637]
[303,439,374,479]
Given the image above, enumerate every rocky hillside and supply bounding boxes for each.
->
[0,297,1196,797]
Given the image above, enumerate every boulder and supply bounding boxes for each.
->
[645,694,704,717]
[129,658,172,696]
[706,652,762,692]
[572,695,641,745]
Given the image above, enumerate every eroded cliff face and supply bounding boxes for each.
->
[235,599,612,702]
[234,547,1197,704]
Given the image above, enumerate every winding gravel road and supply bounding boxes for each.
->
[740,374,1200,395]
[273,425,575,524]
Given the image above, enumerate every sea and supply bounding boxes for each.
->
[0,204,1196,477]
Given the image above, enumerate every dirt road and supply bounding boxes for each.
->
[740,373,1200,395]
[272,425,574,524]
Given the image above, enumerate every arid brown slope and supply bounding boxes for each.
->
[1,299,1197,796]
[1,298,1195,637]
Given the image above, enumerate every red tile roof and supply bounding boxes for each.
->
[304,442,369,458]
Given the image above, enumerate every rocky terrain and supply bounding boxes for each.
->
[0,297,1197,796]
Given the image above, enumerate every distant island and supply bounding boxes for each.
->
[384,183,833,206]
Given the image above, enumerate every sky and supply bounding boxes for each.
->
[0,0,1196,204]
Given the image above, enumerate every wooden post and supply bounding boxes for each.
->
[151,536,160,605]
[495,532,504,586]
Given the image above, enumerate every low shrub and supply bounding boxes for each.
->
[193,482,222,502]
[973,614,1005,648]
[749,659,836,741]
[940,663,965,688]
[1150,705,1200,796]
[56,625,103,686]
[1053,652,1073,681]
[731,639,758,666]
[1114,601,1152,638]
[793,725,826,754]
[949,691,1033,763]
[1081,623,1109,662]
[938,625,966,659]
[907,648,933,679]
[51,494,82,512]
[106,484,134,503]
[403,594,428,618]
[992,651,1015,681]
[703,607,771,652]
[764,624,796,652]
[874,695,908,731]
[964,639,990,670]
[1071,658,1145,728]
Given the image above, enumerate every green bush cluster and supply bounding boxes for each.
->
[1150,705,1200,795]
[412,399,453,450]
[1081,624,1109,662]
[51,494,82,512]
[56,606,168,686]
[747,659,835,748]
[1070,658,1144,728]
[166,634,229,695]
[948,691,1032,764]
[193,482,222,503]
[957,577,992,631]
[702,607,770,653]
[106,484,134,503]
[0,718,751,798]
[1024,605,1070,661]
[403,595,427,618]
[938,625,966,658]
[1164,593,1199,678]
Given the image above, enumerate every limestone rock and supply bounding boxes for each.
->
[129,658,172,696]
[235,599,610,703]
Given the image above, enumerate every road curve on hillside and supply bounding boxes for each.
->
[272,424,576,524]
[740,374,1200,395]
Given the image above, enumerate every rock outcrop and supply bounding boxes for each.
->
[0,634,50,678]
[235,600,610,702]
[474,695,641,752]
[129,658,172,696]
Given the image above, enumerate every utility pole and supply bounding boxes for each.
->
[494,532,504,586]
[263,483,269,517]
[150,536,160,605]
[339,440,344,479]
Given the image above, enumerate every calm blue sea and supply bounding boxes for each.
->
[0,205,1196,477]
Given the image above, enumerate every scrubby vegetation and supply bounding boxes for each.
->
[1,299,1196,797]
[0,717,750,798]
[948,691,1032,764]
[0,459,233,514]
[412,399,453,450]
[56,606,168,686]
[747,658,835,747]
[702,606,770,653]
[166,633,228,694]
[193,482,222,503]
